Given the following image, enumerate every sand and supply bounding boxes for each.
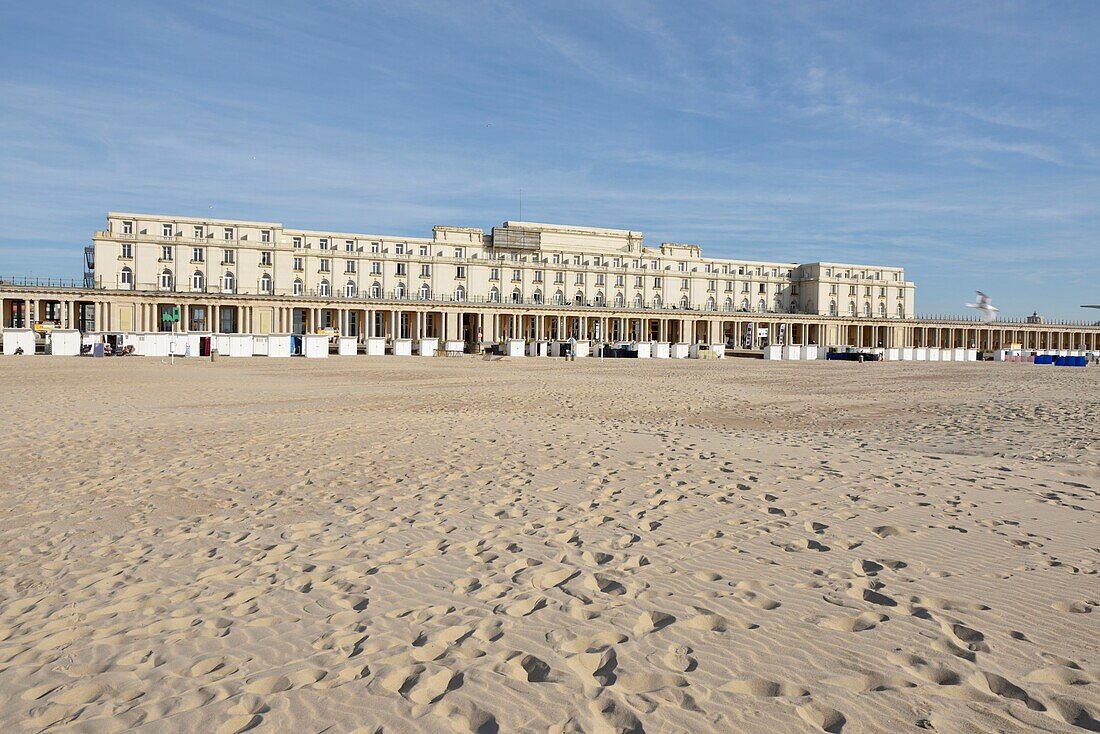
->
[0,356,1097,733]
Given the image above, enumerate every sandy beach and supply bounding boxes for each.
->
[0,356,1096,733]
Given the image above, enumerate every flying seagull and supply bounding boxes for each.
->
[966,291,999,323]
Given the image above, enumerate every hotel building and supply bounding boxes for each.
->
[1,212,1098,352]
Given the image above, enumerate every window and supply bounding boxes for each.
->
[759,284,766,293]
[261,251,273,266]
[370,282,381,298]
[261,230,270,243]
[634,276,643,288]
[595,291,605,306]
[420,264,430,277]
[512,269,521,281]
[615,275,624,286]
[419,245,428,257]
[162,224,173,237]
[596,274,605,286]
[193,226,204,239]
[849,285,857,296]
[555,272,564,284]
[223,249,234,264]
[896,303,904,317]
[120,266,133,288]
[319,279,330,297]
[320,259,331,272]
[488,287,499,302]
[224,228,234,240]
[396,262,406,276]
[633,294,643,308]
[552,254,561,265]
[161,245,173,261]
[707,280,716,291]
[740,298,749,311]
[534,270,543,283]
[829,300,837,316]
[454,285,466,301]
[293,278,303,296]
[848,301,856,316]
[346,260,356,273]
[681,278,688,289]
[122,220,133,235]
[160,269,173,290]
[345,240,354,252]
[533,290,542,304]
[319,238,329,250]
[878,302,886,317]
[345,280,357,298]
[879,287,886,297]
[575,291,584,305]
[456,265,466,279]
[490,268,499,280]
[725,281,733,292]
[678,262,686,272]
[724,297,732,311]
[293,257,303,270]
[680,296,690,309]
[371,242,380,253]
[454,248,464,258]
[192,271,205,291]
[706,297,715,311]
[863,302,871,316]
[758,299,766,312]
[121,243,133,258]
[222,271,235,293]
[395,243,405,255]
[371,261,381,275]
[575,273,584,285]
[652,295,662,308]
[554,290,564,305]
[653,277,661,288]
[511,288,522,303]
[260,273,272,294]
[614,292,624,307]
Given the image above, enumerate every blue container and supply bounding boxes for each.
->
[1055,356,1066,366]
[1075,356,1087,367]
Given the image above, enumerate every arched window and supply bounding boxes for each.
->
[878,302,886,317]
[614,292,624,307]
[293,278,303,296]
[260,273,272,294]
[370,281,381,298]
[680,296,690,310]
[595,291,605,306]
[896,302,904,318]
[192,270,205,291]
[757,299,766,312]
[222,271,235,293]
[574,290,584,305]
[419,283,431,300]
[454,285,466,302]
[706,296,715,311]
[120,266,133,289]
[652,295,662,308]
[488,286,499,302]
[319,279,330,297]
[739,298,749,311]
[553,290,564,305]
[848,301,856,316]
[532,289,542,304]
[774,297,782,312]
[395,282,406,299]
[724,297,732,311]
[634,294,643,308]
[829,300,837,316]
[345,280,357,298]
[160,269,174,290]
[511,287,521,304]
[863,302,871,316]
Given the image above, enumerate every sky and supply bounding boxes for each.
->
[1,1,1098,320]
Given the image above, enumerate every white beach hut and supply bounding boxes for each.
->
[3,329,36,355]
[252,335,269,356]
[227,334,254,357]
[670,343,690,359]
[914,348,928,361]
[267,334,292,358]
[884,348,900,361]
[419,338,439,357]
[393,338,412,356]
[366,336,385,356]
[654,342,671,358]
[302,334,329,358]
[46,329,81,356]
[338,336,358,356]
[634,341,652,358]
[901,347,914,360]
[802,345,819,360]
[764,345,784,360]
[783,345,801,360]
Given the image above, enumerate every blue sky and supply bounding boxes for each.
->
[1,1,1097,320]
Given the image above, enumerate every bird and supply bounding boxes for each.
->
[966,291,999,323]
